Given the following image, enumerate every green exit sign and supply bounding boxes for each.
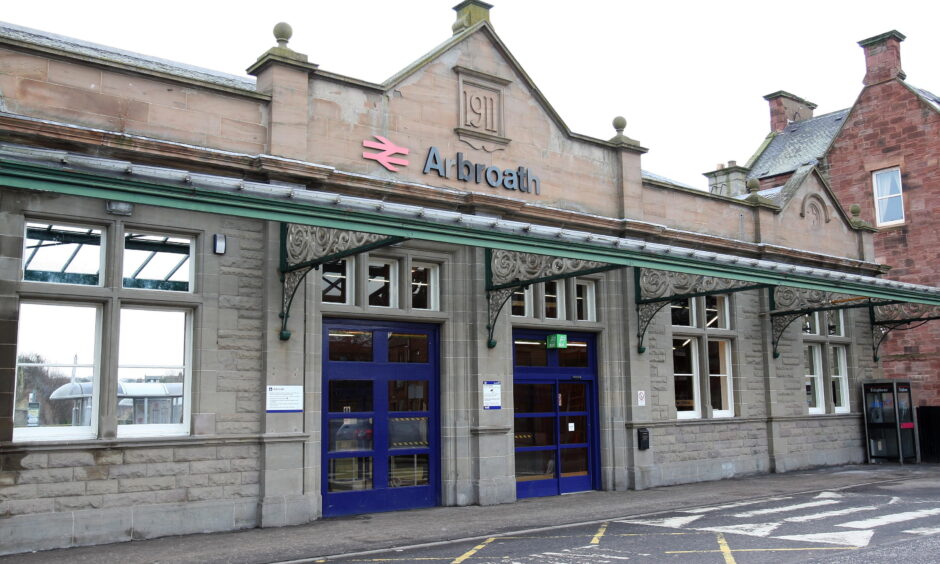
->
[546,334,568,349]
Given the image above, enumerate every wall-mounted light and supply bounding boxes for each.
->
[106,201,134,216]
[213,233,227,255]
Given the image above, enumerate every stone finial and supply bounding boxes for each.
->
[453,1,493,34]
[746,179,761,193]
[848,203,874,229]
[609,116,639,146]
[274,22,293,48]
[850,203,861,217]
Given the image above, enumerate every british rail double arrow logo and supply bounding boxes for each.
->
[362,135,410,172]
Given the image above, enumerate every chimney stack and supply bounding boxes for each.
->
[704,161,750,197]
[763,91,818,133]
[452,1,493,34]
[859,30,906,86]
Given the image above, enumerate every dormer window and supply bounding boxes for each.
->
[873,168,904,226]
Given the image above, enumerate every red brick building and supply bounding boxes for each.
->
[737,30,940,408]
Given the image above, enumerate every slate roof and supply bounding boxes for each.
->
[0,21,256,92]
[910,85,940,113]
[747,109,849,180]
[641,170,704,192]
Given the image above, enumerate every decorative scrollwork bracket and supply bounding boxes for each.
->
[484,248,617,348]
[870,302,940,362]
[278,223,405,340]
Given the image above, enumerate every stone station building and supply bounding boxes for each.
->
[1,2,940,555]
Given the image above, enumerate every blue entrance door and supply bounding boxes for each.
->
[513,331,599,499]
[322,319,439,517]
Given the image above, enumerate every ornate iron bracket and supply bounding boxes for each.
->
[484,249,617,348]
[768,286,889,358]
[634,267,767,353]
[870,302,940,361]
[278,223,406,340]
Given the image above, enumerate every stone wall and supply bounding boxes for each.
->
[0,442,260,554]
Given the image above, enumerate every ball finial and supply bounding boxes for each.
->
[612,116,627,133]
[746,179,760,193]
[273,22,293,48]
[850,203,861,217]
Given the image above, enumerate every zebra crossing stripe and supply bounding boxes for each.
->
[697,522,780,538]
[904,526,940,536]
[734,500,839,518]
[617,515,703,529]
[681,497,791,514]
[775,530,874,548]
[784,505,879,523]
[838,507,940,529]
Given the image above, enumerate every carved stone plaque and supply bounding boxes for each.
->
[454,66,511,152]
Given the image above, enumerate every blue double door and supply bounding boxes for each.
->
[322,319,439,517]
[513,331,599,499]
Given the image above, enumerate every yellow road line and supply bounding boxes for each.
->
[716,533,736,564]
[590,522,608,544]
[666,547,860,554]
[451,537,496,563]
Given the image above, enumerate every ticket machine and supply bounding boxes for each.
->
[862,380,920,463]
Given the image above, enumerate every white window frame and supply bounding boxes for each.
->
[122,229,195,293]
[115,306,193,438]
[13,301,102,442]
[830,345,850,414]
[510,286,533,318]
[805,344,825,415]
[574,279,596,321]
[367,258,399,308]
[707,339,734,418]
[410,262,439,311]
[872,167,904,227]
[542,280,565,320]
[673,338,701,419]
[825,310,844,337]
[321,258,355,305]
[22,221,106,287]
[704,295,730,330]
[670,298,696,327]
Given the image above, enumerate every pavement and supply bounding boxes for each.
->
[4,463,939,564]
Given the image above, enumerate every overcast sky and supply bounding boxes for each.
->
[4,0,939,189]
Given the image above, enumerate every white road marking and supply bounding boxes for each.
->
[680,497,791,514]
[775,529,874,548]
[904,526,940,536]
[784,505,880,523]
[839,507,940,529]
[815,491,843,499]
[617,515,703,529]
[734,499,840,517]
[889,496,901,504]
[696,522,781,537]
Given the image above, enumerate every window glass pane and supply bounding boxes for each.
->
[708,340,732,413]
[117,309,187,426]
[561,447,588,477]
[574,281,595,321]
[806,377,819,408]
[511,288,529,317]
[705,295,729,329]
[544,281,561,319]
[558,341,589,367]
[514,383,554,413]
[831,378,844,409]
[829,346,844,377]
[329,380,373,413]
[514,417,555,447]
[675,375,695,412]
[388,380,428,412]
[559,382,587,411]
[389,454,429,487]
[804,345,819,375]
[802,313,819,335]
[707,341,729,375]
[514,338,547,366]
[515,450,555,482]
[388,333,428,363]
[410,264,435,310]
[23,223,102,286]
[328,329,372,361]
[328,457,372,491]
[875,169,901,196]
[671,299,693,326]
[560,415,587,444]
[672,338,695,374]
[877,195,903,224]
[123,232,192,291]
[827,310,844,336]
[329,417,373,452]
[389,417,428,448]
[368,261,396,307]
[321,260,350,304]
[15,303,98,429]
